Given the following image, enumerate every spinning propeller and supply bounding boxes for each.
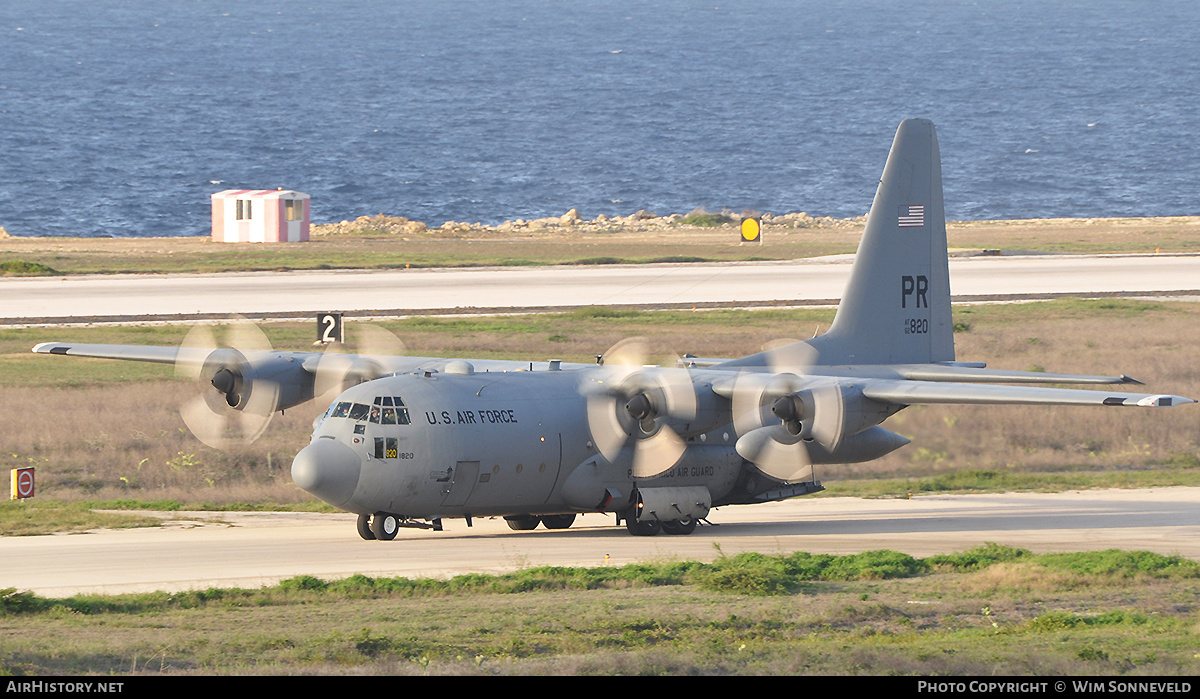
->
[585,338,706,478]
[723,339,861,483]
[313,324,406,405]
[175,321,280,450]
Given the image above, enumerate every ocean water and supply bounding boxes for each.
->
[1,0,1197,238]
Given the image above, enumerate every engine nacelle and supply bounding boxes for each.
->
[199,350,315,414]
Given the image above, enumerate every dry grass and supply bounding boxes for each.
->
[2,300,1198,505]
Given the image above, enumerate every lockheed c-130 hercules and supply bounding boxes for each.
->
[34,119,1195,539]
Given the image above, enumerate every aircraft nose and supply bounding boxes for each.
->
[291,438,361,507]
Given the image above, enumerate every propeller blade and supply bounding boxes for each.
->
[809,381,848,452]
[175,325,217,380]
[762,339,818,374]
[226,320,271,354]
[735,424,814,482]
[631,426,687,478]
[602,336,648,368]
[314,324,406,403]
[180,391,274,450]
[585,390,631,463]
[355,323,406,358]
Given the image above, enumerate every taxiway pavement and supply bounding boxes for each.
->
[5,488,1197,597]
[3,253,1200,324]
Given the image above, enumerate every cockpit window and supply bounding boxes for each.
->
[330,397,409,425]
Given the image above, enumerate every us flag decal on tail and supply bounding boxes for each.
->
[898,204,925,228]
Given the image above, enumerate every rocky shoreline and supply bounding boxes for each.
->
[312,209,869,238]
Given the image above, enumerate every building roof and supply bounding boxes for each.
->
[212,189,309,199]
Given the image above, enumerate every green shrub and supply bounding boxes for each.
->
[680,212,735,227]
[926,543,1033,572]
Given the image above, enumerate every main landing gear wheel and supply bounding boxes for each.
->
[505,515,541,531]
[625,518,662,536]
[357,513,376,541]
[541,514,576,530]
[370,512,399,541]
[660,517,697,535]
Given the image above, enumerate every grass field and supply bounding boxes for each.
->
[1,298,1197,521]
[2,545,1198,675]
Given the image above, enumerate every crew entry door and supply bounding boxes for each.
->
[441,461,480,507]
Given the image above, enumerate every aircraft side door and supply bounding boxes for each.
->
[440,460,481,508]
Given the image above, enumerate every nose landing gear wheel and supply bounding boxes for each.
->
[357,513,376,540]
[370,512,399,541]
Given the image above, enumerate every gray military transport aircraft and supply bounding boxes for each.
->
[34,119,1195,539]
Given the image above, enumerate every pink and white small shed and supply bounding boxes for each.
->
[211,189,310,243]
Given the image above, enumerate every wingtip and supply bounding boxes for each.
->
[1119,374,1145,385]
[1132,395,1196,407]
[32,342,68,355]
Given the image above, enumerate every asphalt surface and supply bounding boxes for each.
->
[5,488,1198,597]
[4,253,1200,325]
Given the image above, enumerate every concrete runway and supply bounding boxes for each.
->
[5,488,1198,598]
[3,253,1200,323]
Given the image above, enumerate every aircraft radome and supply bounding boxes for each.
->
[34,119,1196,539]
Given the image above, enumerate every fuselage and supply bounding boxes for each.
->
[289,361,915,532]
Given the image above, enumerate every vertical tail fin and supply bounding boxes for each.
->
[807,118,954,365]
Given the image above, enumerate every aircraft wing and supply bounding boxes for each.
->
[861,380,1194,408]
[890,365,1142,385]
[32,341,182,365]
[31,341,331,369]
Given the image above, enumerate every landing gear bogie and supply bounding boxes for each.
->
[625,517,662,536]
[369,511,399,541]
[541,513,576,530]
[356,513,376,540]
[504,514,541,531]
[661,517,697,535]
